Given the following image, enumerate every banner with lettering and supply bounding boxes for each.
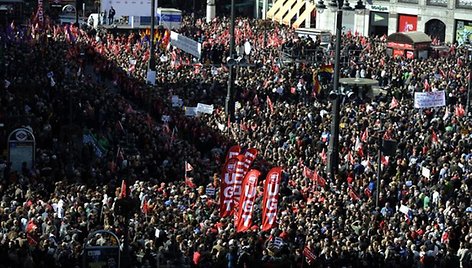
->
[225,145,241,162]
[235,169,260,232]
[233,148,258,207]
[261,167,282,232]
[219,155,244,218]
[414,91,446,108]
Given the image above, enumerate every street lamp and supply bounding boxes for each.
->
[316,0,365,180]
[466,47,472,116]
[225,0,236,125]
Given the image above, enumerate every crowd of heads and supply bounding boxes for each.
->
[0,15,471,268]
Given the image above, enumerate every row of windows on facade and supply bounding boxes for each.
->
[375,0,471,8]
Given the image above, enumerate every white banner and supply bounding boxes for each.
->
[196,103,214,114]
[414,91,446,108]
[170,31,202,58]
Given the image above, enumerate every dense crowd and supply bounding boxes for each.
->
[0,15,471,268]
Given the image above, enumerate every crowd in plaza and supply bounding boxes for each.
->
[0,14,471,268]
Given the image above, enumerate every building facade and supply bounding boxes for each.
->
[268,0,472,44]
[317,0,472,44]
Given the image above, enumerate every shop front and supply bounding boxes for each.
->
[386,31,431,59]
[369,11,389,37]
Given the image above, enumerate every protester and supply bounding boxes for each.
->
[0,15,471,268]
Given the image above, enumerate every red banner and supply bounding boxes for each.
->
[219,155,244,218]
[233,148,258,221]
[261,167,282,232]
[241,148,258,172]
[235,169,260,232]
[225,145,241,162]
[234,148,258,205]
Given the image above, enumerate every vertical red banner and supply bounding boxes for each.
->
[225,145,241,162]
[235,169,260,232]
[261,167,282,232]
[219,155,243,218]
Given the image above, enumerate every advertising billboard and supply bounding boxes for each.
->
[398,14,417,32]
[455,20,472,46]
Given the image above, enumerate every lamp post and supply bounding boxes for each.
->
[225,0,236,124]
[467,47,472,116]
[316,0,365,180]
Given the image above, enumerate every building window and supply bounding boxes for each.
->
[456,0,472,8]
[398,0,419,3]
[427,0,447,6]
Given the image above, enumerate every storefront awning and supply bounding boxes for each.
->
[386,31,432,45]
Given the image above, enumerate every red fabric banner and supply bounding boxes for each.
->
[261,167,282,232]
[233,148,258,220]
[235,169,261,232]
[219,155,244,218]
[225,145,241,162]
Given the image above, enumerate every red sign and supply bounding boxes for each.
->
[387,42,413,50]
[398,14,417,32]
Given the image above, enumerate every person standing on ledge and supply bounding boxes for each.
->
[108,6,115,25]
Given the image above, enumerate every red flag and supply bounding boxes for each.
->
[303,246,316,265]
[267,95,274,113]
[320,149,327,164]
[381,155,389,167]
[261,167,282,232]
[119,179,127,199]
[423,79,430,91]
[303,166,314,179]
[364,187,372,198]
[220,155,244,218]
[142,199,149,214]
[185,161,194,172]
[431,130,438,145]
[313,74,321,97]
[347,151,355,165]
[185,176,197,188]
[314,170,326,188]
[235,169,261,232]
[253,94,260,106]
[355,137,364,157]
[361,128,368,143]
[225,145,241,162]
[383,130,392,140]
[390,97,399,109]
[455,104,465,117]
[348,187,360,201]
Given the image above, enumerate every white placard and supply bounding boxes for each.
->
[414,91,446,108]
[399,204,410,215]
[161,115,171,122]
[422,166,431,178]
[184,107,198,117]
[171,95,183,107]
[146,70,156,85]
[196,103,214,114]
[170,31,202,58]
